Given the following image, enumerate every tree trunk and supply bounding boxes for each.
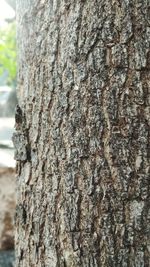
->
[15,1,149,266]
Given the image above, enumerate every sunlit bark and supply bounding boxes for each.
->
[15,1,149,266]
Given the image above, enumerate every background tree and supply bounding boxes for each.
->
[0,21,16,86]
[15,0,149,266]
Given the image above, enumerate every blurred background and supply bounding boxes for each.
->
[0,0,16,266]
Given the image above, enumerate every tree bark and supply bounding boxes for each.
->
[15,0,149,266]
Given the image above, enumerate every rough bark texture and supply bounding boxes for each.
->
[15,1,149,266]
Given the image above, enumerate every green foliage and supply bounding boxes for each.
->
[0,22,16,86]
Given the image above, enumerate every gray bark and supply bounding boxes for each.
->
[15,0,149,266]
